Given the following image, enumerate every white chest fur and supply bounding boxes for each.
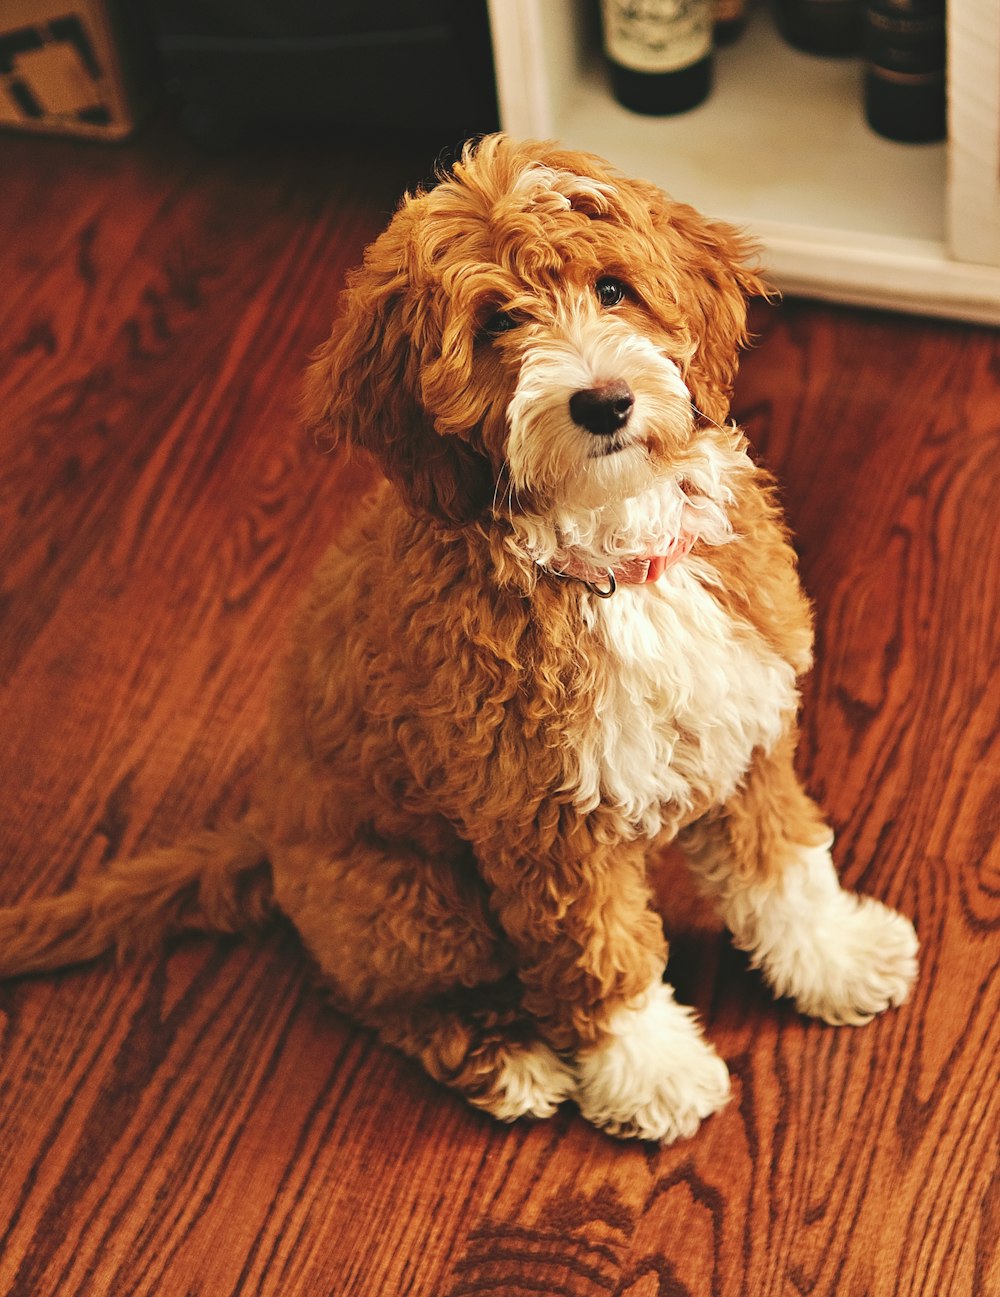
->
[565,563,798,837]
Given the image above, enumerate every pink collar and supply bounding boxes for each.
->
[551,534,694,598]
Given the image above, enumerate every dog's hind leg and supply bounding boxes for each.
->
[476,825,731,1143]
[368,985,577,1122]
[270,838,576,1121]
[678,727,919,1025]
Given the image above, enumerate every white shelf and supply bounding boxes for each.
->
[488,0,1000,325]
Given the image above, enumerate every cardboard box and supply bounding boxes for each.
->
[0,0,150,140]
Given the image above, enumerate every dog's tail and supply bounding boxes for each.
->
[0,823,274,978]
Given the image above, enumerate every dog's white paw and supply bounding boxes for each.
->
[763,892,918,1026]
[575,980,730,1143]
[479,1040,577,1122]
[732,845,919,1026]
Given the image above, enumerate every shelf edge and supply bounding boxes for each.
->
[757,222,1000,325]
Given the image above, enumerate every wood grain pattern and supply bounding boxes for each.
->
[0,124,997,1297]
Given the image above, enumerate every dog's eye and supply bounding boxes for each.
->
[482,309,518,337]
[595,276,627,308]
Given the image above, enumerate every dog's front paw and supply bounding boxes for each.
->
[765,892,919,1026]
[575,981,730,1143]
[741,846,919,1026]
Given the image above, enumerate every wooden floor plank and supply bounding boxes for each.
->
[0,123,997,1297]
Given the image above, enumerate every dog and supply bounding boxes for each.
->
[0,136,918,1143]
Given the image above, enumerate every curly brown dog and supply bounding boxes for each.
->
[0,136,918,1142]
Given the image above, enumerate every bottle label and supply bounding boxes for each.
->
[865,4,945,75]
[602,0,713,74]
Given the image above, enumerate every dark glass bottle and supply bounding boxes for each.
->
[601,0,714,116]
[714,0,747,46]
[774,0,862,55]
[864,0,946,142]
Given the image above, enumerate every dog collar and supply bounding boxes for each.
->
[550,534,694,598]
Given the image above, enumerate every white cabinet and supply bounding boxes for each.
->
[487,0,1000,325]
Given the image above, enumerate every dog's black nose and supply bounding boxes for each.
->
[569,381,635,436]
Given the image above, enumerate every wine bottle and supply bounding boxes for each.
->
[774,0,862,56]
[714,0,747,46]
[601,0,714,116]
[864,0,945,143]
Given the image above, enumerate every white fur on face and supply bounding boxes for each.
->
[575,978,731,1143]
[505,304,695,510]
[691,840,919,1025]
[510,428,737,572]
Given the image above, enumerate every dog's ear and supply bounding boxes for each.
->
[302,209,492,527]
[625,179,772,426]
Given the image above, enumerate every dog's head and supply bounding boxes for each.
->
[304,135,768,526]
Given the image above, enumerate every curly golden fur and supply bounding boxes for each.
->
[0,137,918,1142]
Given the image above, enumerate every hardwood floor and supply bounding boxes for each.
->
[1,122,997,1297]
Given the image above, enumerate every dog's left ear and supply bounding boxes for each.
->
[633,182,772,426]
[302,207,492,527]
